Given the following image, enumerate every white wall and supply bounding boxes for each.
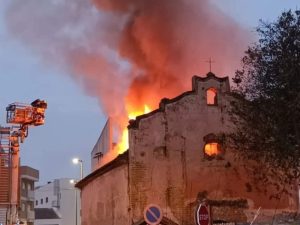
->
[35,218,61,225]
[35,178,81,225]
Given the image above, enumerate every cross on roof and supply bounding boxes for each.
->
[205,57,215,72]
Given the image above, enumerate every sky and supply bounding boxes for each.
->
[0,0,299,185]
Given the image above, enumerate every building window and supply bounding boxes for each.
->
[22,182,26,190]
[203,133,224,159]
[28,183,33,191]
[40,199,43,204]
[36,200,38,206]
[46,197,48,203]
[204,142,221,156]
[206,87,218,105]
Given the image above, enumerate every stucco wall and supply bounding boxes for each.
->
[128,75,299,224]
[80,163,129,225]
[35,218,61,225]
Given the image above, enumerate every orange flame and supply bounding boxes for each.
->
[204,143,220,156]
[116,105,151,154]
[128,105,151,120]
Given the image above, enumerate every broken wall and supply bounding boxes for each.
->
[128,74,299,224]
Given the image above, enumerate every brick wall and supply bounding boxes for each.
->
[128,75,298,224]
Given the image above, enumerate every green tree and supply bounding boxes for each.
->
[230,10,300,188]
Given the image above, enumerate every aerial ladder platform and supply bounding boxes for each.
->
[0,99,47,225]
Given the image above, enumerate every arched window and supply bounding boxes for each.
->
[206,88,218,105]
[203,133,224,159]
[204,142,221,156]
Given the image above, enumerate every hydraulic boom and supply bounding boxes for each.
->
[0,99,47,225]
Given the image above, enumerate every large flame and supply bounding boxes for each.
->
[116,105,151,154]
[128,105,151,120]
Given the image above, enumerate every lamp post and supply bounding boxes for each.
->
[72,158,83,179]
[72,158,83,225]
[70,179,78,225]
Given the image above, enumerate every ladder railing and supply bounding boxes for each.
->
[0,127,11,206]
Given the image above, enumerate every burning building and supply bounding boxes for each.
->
[4,0,299,224]
[76,73,299,225]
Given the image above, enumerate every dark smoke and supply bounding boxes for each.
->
[5,0,250,138]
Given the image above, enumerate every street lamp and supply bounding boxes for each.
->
[72,158,83,179]
[70,179,76,184]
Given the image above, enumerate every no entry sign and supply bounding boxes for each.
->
[144,204,163,225]
[195,204,210,225]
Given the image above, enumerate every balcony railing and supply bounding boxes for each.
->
[18,209,34,221]
[27,190,34,200]
[20,190,34,201]
[27,210,34,220]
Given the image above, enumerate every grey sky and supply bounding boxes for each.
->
[0,0,299,184]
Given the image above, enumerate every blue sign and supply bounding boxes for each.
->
[144,204,163,225]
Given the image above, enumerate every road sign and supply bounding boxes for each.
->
[195,204,210,225]
[144,204,163,225]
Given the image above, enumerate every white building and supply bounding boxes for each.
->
[34,178,81,225]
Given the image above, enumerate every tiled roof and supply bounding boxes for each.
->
[35,208,60,219]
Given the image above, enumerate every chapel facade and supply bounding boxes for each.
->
[76,73,299,225]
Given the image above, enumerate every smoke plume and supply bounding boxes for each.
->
[5,0,249,144]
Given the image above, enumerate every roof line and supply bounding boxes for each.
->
[128,73,229,130]
[76,151,128,189]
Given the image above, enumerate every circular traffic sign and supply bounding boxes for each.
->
[195,204,210,225]
[144,204,163,225]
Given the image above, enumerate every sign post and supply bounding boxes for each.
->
[195,203,210,225]
[144,204,163,225]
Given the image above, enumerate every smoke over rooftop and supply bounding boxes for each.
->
[5,0,250,147]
